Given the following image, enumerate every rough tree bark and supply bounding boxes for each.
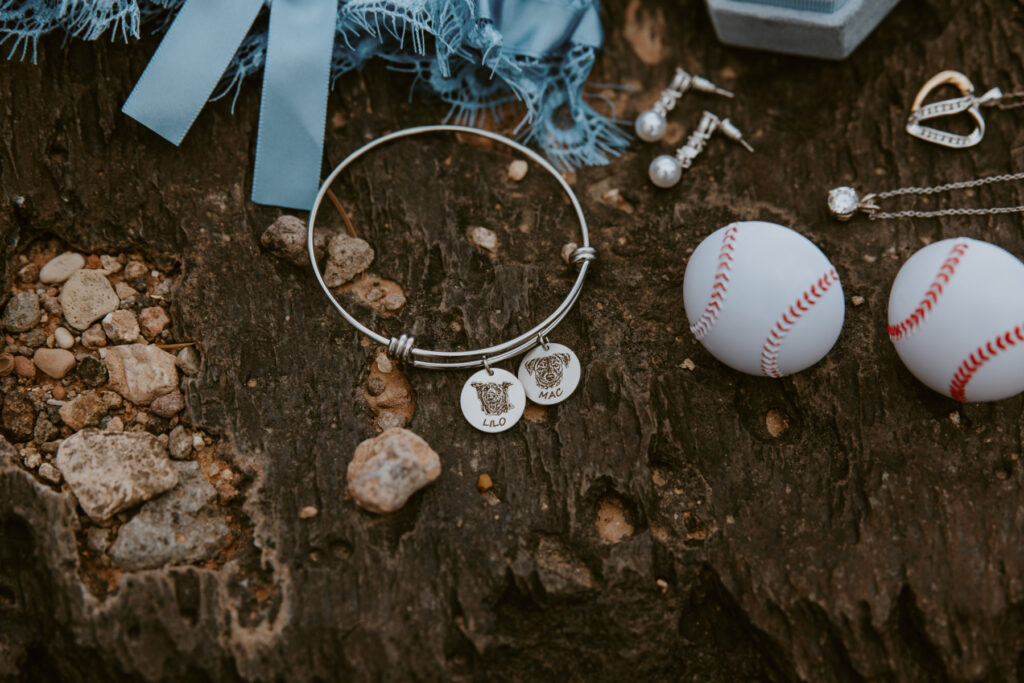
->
[2,0,1024,680]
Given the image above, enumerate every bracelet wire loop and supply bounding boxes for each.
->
[307,124,594,370]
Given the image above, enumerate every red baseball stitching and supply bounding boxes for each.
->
[690,225,739,340]
[760,268,840,378]
[888,241,969,342]
[949,325,1024,401]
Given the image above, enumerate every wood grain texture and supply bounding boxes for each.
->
[3,0,1024,680]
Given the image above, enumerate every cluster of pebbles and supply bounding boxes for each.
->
[0,244,232,570]
[260,214,406,315]
[262,216,438,515]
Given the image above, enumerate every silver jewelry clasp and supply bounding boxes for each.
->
[906,70,1002,148]
[386,334,415,363]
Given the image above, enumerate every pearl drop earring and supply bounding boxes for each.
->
[634,68,734,143]
[649,111,754,188]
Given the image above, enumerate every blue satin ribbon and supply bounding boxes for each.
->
[251,0,338,209]
[477,0,602,57]
[122,0,264,146]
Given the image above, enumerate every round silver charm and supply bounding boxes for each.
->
[634,109,667,143]
[649,154,682,188]
[517,343,581,405]
[460,368,525,433]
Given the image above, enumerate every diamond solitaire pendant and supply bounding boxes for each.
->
[827,186,878,221]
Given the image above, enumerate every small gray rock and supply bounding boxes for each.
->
[135,411,171,435]
[58,392,109,431]
[376,411,408,430]
[150,390,185,418]
[20,444,41,469]
[347,428,441,514]
[34,415,59,444]
[99,390,123,411]
[2,393,35,442]
[175,346,201,375]
[76,355,108,388]
[23,329,46,349]
[108,461,230,569]
[114,281,138,301]
[100,344,178,405]
[123,261,148,280]
[39,440,62,455]
[60,270,119,331]
[261,215,330,266]
[167,425,192,460]
[101,309,140,344]
[323,234,374,288]
[55,429,179,522]
[39,252,85,284]
[37,462,62,484]
[2,292,41,333]
[80,323,107,348]
[41,295,62,316]
[152,278,174,299]
[99,255,122,275]
[17,262,40,284]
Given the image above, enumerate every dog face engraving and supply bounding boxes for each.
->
[471,381,514,416]
[523,352,571,389]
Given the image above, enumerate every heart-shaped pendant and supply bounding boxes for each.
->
[906,70,1003,149]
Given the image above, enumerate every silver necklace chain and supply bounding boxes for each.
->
[829,172,1024,221]
[995,91,1024,110]
[869,172,1024,220]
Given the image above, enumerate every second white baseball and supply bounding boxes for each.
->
[889,237,1024,402]
[683,221,845,377]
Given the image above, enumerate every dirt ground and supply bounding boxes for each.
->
[3,0,1024,680]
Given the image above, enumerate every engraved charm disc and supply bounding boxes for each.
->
[460,368,525,433]
[517,342,581,405]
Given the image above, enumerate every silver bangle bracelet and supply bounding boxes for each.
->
[306,124,595,432]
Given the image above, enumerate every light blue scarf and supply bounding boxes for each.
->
[1,0,626,210]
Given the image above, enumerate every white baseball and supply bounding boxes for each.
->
[683,221,845,377]
[889,237,1024,402]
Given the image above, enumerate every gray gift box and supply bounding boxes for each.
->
[706,0,901,60]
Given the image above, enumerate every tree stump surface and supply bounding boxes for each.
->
[3,1,1024,680]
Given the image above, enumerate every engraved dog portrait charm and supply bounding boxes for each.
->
[460,368,525,433]
[517,342,581,405]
